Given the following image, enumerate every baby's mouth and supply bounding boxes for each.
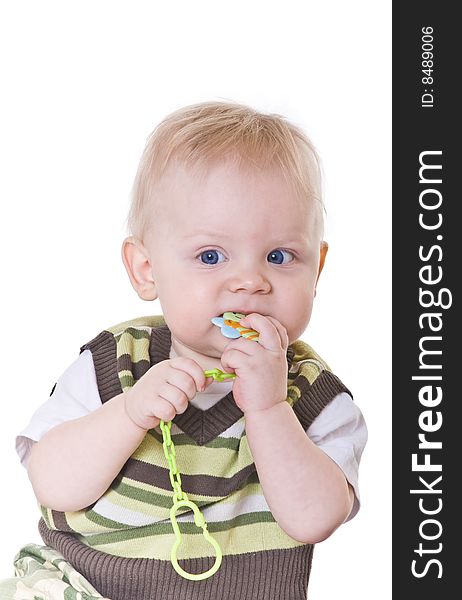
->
[211,312,260,342]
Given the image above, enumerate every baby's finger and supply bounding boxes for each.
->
[170,356,207,392]
[239,313,282,351]
[153,397,180,422]
[223,336,255,356]
[157,382,190,414]
[221,346,248,374]
[264,316,289,349]
[165,367,198,400]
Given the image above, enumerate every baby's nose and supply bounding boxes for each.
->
[227,269,271,294]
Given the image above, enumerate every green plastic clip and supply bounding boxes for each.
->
[169,497,223,581]
[159,368,235,580]
[160,418,223,581]
[203,368,236,381]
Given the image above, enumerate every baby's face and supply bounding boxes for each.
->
[142,160,324,365]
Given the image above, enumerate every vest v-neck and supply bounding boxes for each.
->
[149,325,244,445]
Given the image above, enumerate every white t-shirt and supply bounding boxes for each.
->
[16,349,368,520]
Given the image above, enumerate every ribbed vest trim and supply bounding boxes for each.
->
[294,370,351,430]
[39,519,313,600]
[80,331,122,403]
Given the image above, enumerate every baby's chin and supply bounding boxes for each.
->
[170,330,225,362]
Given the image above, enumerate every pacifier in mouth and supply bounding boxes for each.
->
[211,311,260,342]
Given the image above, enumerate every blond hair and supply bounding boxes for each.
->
[128,101,323,239]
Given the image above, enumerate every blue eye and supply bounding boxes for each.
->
[267,249,294,264]
[199,249,226,265]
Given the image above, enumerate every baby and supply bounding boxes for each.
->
[5,101,367,600]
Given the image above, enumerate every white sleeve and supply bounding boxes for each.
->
[306,392,368,521]
[16,349,102,466]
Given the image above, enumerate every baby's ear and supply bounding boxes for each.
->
[121,236,158,301]
[315,241,328,290]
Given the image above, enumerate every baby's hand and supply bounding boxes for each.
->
[220,314,289,414]
[124,358,207,430]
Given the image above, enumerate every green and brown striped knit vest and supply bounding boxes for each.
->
[38,316,351,600]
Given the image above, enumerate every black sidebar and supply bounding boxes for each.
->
[393,3,459,597]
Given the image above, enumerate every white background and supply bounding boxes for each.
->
[0,1,391,598]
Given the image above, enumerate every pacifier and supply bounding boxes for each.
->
[211,311,260,342]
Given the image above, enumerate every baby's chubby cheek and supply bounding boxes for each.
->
[285,306,313,344]
[166,313,227,356]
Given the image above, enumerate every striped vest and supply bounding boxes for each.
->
[39,316,351,600]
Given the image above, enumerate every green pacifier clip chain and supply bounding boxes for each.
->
[160,368,236,581]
